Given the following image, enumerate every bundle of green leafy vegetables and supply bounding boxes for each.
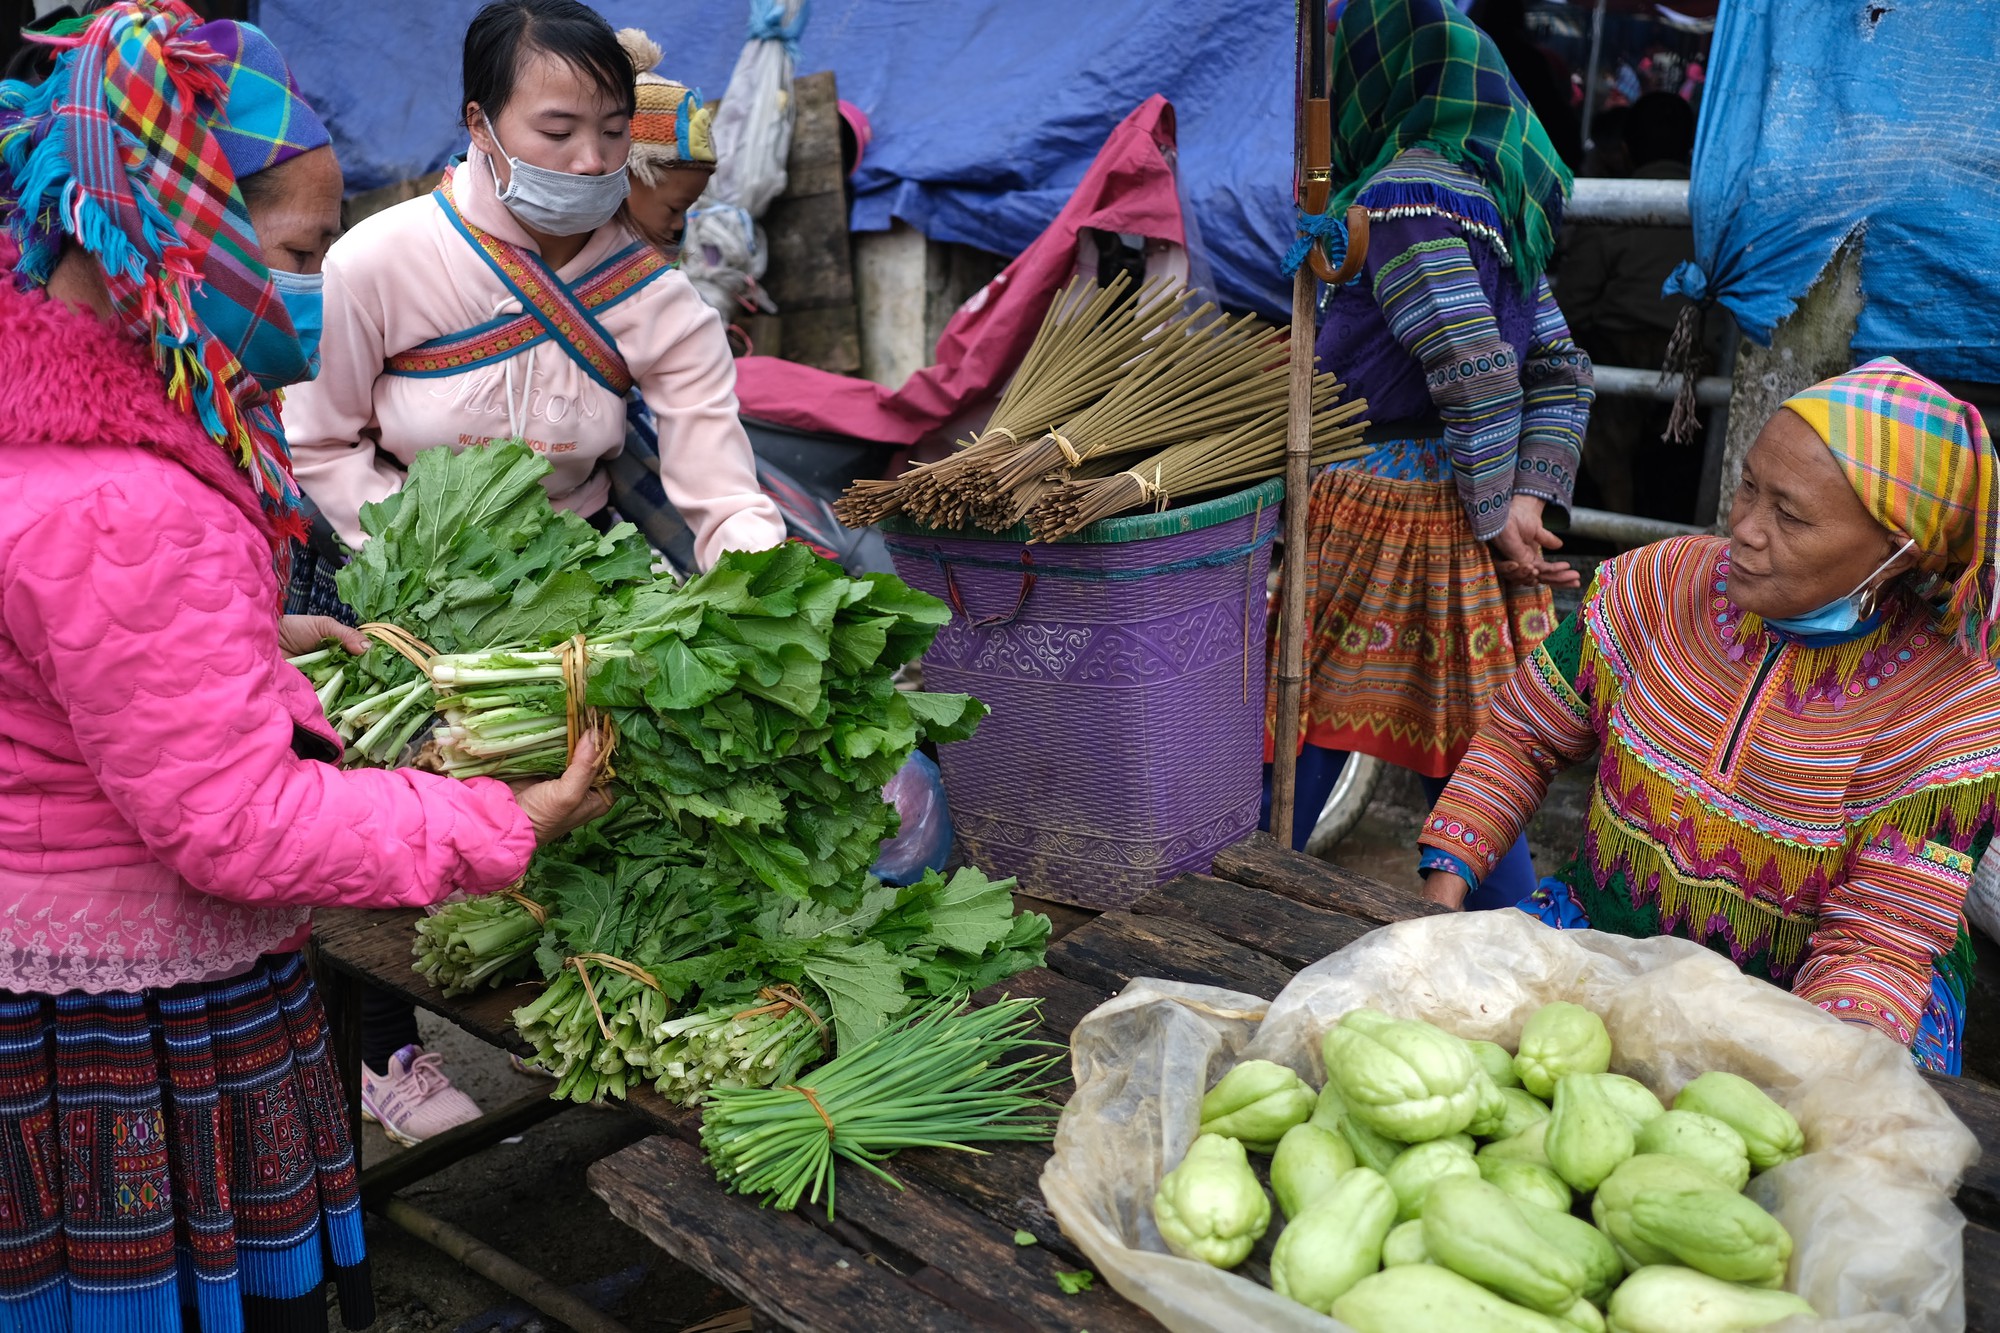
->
[293,440,1047,1106]
[292,441,655,764]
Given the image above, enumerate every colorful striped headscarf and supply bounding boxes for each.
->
[1327,0,1572,285]
[1784,358,2000,662]
[618,28,715,185]
[0,1,331,559]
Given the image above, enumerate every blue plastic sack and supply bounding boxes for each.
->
[871,752,953,886]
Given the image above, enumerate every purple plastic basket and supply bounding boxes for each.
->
[885,478,1280,909]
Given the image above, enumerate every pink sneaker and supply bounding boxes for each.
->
[360,1045,483,1146]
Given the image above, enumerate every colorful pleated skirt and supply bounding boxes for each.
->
[0,953,371,1333]
[1272,437,1553,779]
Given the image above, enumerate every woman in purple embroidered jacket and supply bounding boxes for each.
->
[1266,0,1594,907]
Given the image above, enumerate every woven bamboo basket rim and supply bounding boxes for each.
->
[878,475,1284,547]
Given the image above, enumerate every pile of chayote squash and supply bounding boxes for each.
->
[1151,1002,1818,1332]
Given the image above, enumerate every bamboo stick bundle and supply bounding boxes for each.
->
[1024,382,1371,543]
[970,307,1295,530]
[832,271,1187,528]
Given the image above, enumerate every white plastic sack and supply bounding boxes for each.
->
[681,0,801,318]
[1041,911,1976,1333]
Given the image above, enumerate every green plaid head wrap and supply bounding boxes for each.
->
[1328,0,1572,285]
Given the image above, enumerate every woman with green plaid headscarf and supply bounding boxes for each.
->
[1265,0,1593,905]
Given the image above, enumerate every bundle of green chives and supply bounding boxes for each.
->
[699,996,1064,1217]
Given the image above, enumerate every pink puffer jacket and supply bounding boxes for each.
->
[0,271,535,996]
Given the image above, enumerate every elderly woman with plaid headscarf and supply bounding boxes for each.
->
[1421,361,2000,1074]
[0,5,609,1327]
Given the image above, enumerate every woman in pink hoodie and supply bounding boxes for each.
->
[0,7,606,1328]
[280,0,788,1142]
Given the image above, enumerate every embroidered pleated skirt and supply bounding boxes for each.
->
[1277,436,1553,780]
[0,953,371,1333]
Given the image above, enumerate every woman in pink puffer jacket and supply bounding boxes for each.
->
[0,7,605,1330]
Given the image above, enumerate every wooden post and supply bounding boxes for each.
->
[1271,268,1316,847]
[1271,0,1330,847]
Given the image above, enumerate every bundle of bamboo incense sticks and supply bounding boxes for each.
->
[833,271,1188,529]
[1025,386,1371,543]
[966,306,1292,531]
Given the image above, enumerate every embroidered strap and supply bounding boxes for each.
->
[389,176,667,394]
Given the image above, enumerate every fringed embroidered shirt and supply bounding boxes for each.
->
[1313,148,1593,541]
[1420,536,2000,1048]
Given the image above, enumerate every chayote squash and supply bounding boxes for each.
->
[1197,1059,1316,1152]
[1331,1263,1572,1333]
[1514,1002,1612,1100]
[1517,1199,1623,1309]
[1672,1072,1804,1171]
[1309,1077,1348,1132]
[1471,1039,1523,1088]
[1271,1121,1354,1220]
[1469,1070,1514,1138]
[1634,1111,1751,1192]
[1546,1074,1637,1191]
[1422,1177,1597,1317]
[1444,1132,1479,1154]
[1592,1154,1729,1271]
[1269,1166,1397,1313]
[1478,1155,1573,1214]
[1557,1298,1608,1333]
[1490,1087,1554,1141]
[1605,1265,1816,1332]
[1388,1138,1482,1221]
[1324,1008,1481,1143]
[1343,1110,1410,1174]
[1594,1074,1667,1131]
[1592,1153,1791,1285]
[1479,1117,1554,1169]
[1150,1133,1271,1268]
[1384,1218,1433,1267]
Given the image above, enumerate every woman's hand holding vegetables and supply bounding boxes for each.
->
[508,733,614,845]
[279,615,369,657]
[1422,870,1469,911]
[1490,495,1580,589]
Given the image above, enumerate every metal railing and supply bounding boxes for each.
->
[1555,176,1725,544]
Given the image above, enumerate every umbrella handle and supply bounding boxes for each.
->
[1307,206,1370,285]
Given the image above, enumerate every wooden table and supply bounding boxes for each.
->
[311,834,2000,1331]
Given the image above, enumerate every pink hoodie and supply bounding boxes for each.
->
[282,146,785,564]
[0,270,535,996]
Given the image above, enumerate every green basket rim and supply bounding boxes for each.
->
[879,475,1285,545]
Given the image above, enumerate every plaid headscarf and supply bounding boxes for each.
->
[0,1,330,561]
[1785,358,2000,662]
[1327,0,1572,285]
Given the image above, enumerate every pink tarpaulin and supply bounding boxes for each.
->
[734,96,1189,448]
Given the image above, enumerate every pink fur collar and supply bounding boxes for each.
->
[0,266,272,541]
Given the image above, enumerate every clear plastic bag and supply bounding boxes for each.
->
[1041,911,1976,1332]
[870,751,953,886]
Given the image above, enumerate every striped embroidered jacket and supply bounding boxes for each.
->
[1315,149,1592,540]
[1421,535,2000,1046]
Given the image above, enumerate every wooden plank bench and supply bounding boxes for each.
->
[312,833,2000,1330]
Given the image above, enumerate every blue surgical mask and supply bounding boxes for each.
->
[267,267,324,378]
[483,112,629,236]
[1766,539,1915,637]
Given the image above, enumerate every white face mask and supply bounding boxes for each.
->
[482,111,629,236]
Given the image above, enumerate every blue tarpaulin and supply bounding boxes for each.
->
[253,0,1297,318]
[1674,0,2000,382]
